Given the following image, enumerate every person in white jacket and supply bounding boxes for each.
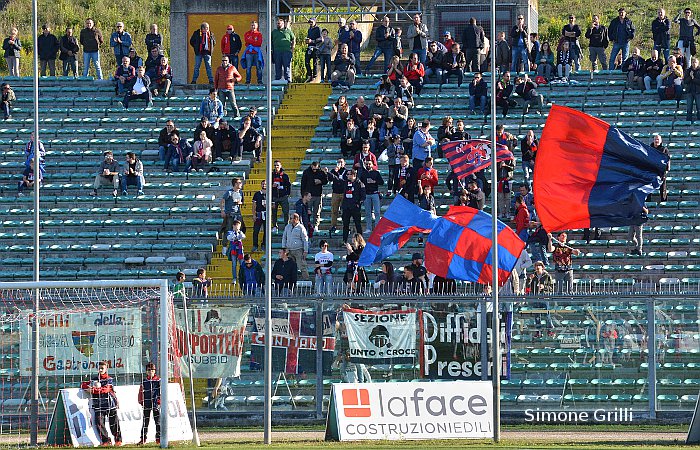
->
[281,213,309,280]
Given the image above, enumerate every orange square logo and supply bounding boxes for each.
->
[341,388,371,417]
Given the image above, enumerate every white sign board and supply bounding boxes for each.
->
[325,381,493,441]
[343,308,417,363]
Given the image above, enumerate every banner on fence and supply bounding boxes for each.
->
[343,307,417,364]
[46,383,192,447]
[20,308,142,376]
[325,381,494,441]
[172,306,249,378]
[420,310,512,380]
[250,309,336,374]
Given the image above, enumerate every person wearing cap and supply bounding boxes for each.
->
[411,253,428,292]
[443,31,455,53]
[510,14,530,72]
[128,47,143,69]
[80,18,104,79]
[304,18,322,82]
[145,24,163,53]
[407,13,429,65]
[59,27,80,77]
[1,83,15,120]
[37,25,59,77]
[365,16,395,73]
[271,17,295,82]
[215,55,242,118]
[608,8,635,70]
[243,21,264,84]
[110,22,132,65]
[3,27,21,77]
[190,22,216,84]
[221,25,242,69]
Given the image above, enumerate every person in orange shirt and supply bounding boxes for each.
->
[416,156,438,196]
[243,21,263,84]
[214,55,242,117]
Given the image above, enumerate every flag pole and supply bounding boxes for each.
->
[489,0,501,442]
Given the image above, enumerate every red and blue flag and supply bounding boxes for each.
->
[443,139,514,179]
[535,105,669,231]
[358,195,438,266]
[425,206,526,286]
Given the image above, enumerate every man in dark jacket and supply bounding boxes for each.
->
[562,15,582,70]
[468,72,488,114]
[327,158,348,235]
[79,18,104,79]
[608,7,635,70]
[122,66,152,109]
[158,120,177,166]
[652,8,671,64]
[510,15,529,72]
[466,180,485,210]
[300,161,328,230]
[37,25,60,76]
[462,17,485,72]
[425,41,446,81]
[393,154,417,202]
[685,57,700,123]
[644,49,663,90]
[365,15,395,72]
[190,22,215,84]
[621,47,645,90]
[59,27,80,77]
[341,169,366,243]
[238,254,264,295]
[585,15,609,70]
[272,248,298,294]
[271,160,292,232]
[304,18,322,82]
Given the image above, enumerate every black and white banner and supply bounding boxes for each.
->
[342,307,417,364]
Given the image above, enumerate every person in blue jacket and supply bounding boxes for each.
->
[110,22,132,65]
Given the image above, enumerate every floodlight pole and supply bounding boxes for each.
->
[489,0,501,442]
[264,0,274,444]
[30,0,41,444]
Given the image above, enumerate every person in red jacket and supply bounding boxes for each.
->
[513,196,530,241]
[220,24,242,68]
[81,361,122,446]
[243,21,263,84]
[416,156,438,196]
[404,52,426,94]
[214,55,242,117]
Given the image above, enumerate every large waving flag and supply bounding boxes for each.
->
[534,105,668,231]
[358,195,438,266]
[425,206,525,286]
[443,139,514,179]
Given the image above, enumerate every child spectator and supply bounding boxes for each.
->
[227,220,246,283]
[192,268,212,302]
[172,271,186,300]
[17,158,42,197]
[192,130,213,172]
[81,361,122,447]
[138,362,161,445]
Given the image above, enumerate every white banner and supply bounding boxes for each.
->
[172,306,249,378]
[20,308,142,376]
[343,308,417,363]
[50,383,192,447]
[327,381,493,441]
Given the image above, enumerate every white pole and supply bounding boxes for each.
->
[181,293,201,446]
[159,279,169,449]
[264,0,274,445]
[489,0,501,442]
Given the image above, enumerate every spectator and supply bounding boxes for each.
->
[192,130,213,171]
[91,151,120,197]
[200,88,225,126]
[215,56,242,117]
[219,177,245,238]
[192,268,212,301]
[526,261,554,295]
[214,120,236,161]
[672,46,687,68]
[282,213,309,280]
[374,261,400,293]
[496,155,515,220]
[657,55,684,100]
[59,27,80,77]
[1,83,15,120]
[145,24,163,53]
[652,8,672,64]
[389,97,409,130]
[119,151,144,196]
[443,31,455,52]
[608,8,635,71]
[229,218,249,282]
[557,41,573,80]
[239,116,262,163]
[622,47,645,89]
[314,240,334,296]
[80,18,104,79]
[534,41,555,78]
[331,43,356,90]
[407,13,429,64]
[271,17,295,82]
[466,180,485,209]
[114,56,136,95]
[304,18,322,82]
[376,75,396,102]
[341,169,366,243]
[243,21,263,85]
[194,116,215,143]
[24,132,46,177]
[341,118,362,158]
[514,73,544,114]
[385,134,403,194]
[273,248,298,294]
[365,16,395,73]
[393,154,417,202]
[436,116,454,157]
[348,20,363,75]
[331,95,350,137]
[510,15,529,72]
[396,76,415,108]
[318,28,333,82]
[410,253,428,292]
[296,191,313,237]
[17,157,42,197]
[190,22,215,84]
[166,133,192,173]
[496,71,516,117]
[686,57,700,123]
[650,134,670,201]
[300,161,328,230]
[546,231,581,293]
[441,43,466,86]
[126,46,142,67]
[221,24,242,69]
[529,33,541,70]
[400,116,418,154]
[628,205,648,255]
[271,160,292,233]
[3,27,21,76]
[425,41,446,82]
[674,8,700,69]
[495,31,511,73]
[37,25,60,77]
[350,96,369,128]
[379,117,399,148]
[359,158,383,232]
[418,184,436,217]
[327,158,348,235]
[520,129,538,187]
[337,18,351,47]
[158,121,177,165]
[122,66,152,109]
[562,14,582,71]
[513,185,535,219]
[404,52,426,95]
[109,22,132,65]
[462,17,485,72]
[468,72,488,115]
[344,234,368,289]
[528,224,549,265]
[152,56,172,97]
[387,55,404,89]
[451,118,470,140]
[644,50,663,90]
[368,94,389,127]
[417,156,439,197]
[412,120,435,169]
[238,254,264,295]
[513,196,530,241]
[244,106,265,137]
[144,46,163,80]
[585,16,609,70]
[353,139,378,170]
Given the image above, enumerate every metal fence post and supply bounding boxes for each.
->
[647,297,657,419]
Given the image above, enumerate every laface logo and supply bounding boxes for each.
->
[369,325,391,348]
[341,388,371,417]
